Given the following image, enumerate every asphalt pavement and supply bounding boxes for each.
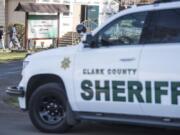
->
[0,61,180,135]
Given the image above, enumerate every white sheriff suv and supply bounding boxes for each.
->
[6,0,180,133]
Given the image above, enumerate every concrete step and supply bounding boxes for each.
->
[58,32,80,46]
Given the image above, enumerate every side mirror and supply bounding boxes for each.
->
[76,24,87,34]
[82,33,95,48]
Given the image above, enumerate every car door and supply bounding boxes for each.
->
[139,8,180,118]
[74,11,147,115]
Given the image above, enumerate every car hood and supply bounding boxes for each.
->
[26,45,80,61]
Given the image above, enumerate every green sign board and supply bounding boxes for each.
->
[28,15,58,39]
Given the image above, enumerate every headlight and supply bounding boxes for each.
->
[23,61,29,69]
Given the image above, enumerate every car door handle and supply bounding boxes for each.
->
[120,58,135,62]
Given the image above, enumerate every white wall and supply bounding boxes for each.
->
[7,0,36,25]
[36,0,119,36]
[0,0,5,27]
[99,0,119,25]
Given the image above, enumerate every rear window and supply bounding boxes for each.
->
[141,8,180,44]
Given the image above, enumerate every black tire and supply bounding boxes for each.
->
[29,83,71,133]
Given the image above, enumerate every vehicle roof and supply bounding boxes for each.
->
[125,1,180,14]
[93,1,180,35]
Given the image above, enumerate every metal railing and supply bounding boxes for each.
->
[81,19,98,32]
[72,32,81,45]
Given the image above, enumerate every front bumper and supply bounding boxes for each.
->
[6,86,25,97]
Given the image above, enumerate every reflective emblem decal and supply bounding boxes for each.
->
[61,57,71,70]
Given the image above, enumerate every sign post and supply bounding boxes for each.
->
[25,12,28,50]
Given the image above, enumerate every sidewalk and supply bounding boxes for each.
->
[0,48,27,53]
[0,49,11,53]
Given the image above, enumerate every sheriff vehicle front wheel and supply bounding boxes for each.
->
[29,83,70,133]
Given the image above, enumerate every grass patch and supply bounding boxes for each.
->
[3,96,19,108]
[0,52,27,63]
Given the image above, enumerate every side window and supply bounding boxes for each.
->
[141,8,180,44]
[96,12,147,47]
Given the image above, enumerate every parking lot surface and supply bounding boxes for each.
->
[0,61,180,135]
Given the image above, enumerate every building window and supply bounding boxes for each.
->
[63,5,70,16]
[42,0,50,2]
[53,0,60,2]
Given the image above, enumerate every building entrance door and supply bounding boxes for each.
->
[81,5,99,31]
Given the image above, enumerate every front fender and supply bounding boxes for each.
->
[18,55,78,111]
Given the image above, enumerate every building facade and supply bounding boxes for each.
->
[7,0,36,25]
[0,0,5,27]
[119,0,154,6]
[0,0,36,48]
[35,0,119,37]
[0,0,154,48]
[1,0,154,34]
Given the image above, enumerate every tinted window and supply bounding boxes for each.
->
[96,12,147,47]
[141,8,180,44]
